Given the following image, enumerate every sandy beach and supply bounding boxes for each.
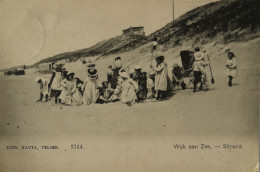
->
[0,37,259,172]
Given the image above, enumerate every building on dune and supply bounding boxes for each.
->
[122,26,145,38]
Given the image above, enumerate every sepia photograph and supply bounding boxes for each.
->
[0,0,259,171]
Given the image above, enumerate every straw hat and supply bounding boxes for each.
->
[228,52,235,57]
[172,63,178,67]
[194,52,203,61]
[67,72,75,76]
[134,65,142,70]
[88,68,98,78]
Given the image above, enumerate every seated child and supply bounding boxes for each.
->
[119,70,138,106]
[172,63,186,90]
[59,72,83,106]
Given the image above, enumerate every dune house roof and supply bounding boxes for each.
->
[122,26,145,36]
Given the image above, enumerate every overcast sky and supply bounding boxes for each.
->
[0,0,218,69]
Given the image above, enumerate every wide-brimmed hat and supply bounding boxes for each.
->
[172,63,178,67]
[115,56,121,61]
[129,68,135,75]
[88,68,98,78]
[156,56,164,61]
[35,77,41,83]
[194,52,203,61]
[228,52,235,57]
[67,72,75,76]
[134,65,142,70]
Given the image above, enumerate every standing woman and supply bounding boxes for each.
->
[226,52,237,87]
[151,56,168,101]
[82,68,102,105]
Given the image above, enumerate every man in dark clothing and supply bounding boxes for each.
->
[107,65,113,84]
[133,65,147,102]
[111,57,122,89]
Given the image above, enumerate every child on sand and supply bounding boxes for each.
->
[35,77,50,102]
[119,70,138,106]
[172,63,186,90]
[59,72,83,106]
[48,62,63,104]
[192,47,208,92]
[82,68,102,105]
[226,52,237,87]
[147,71,155,99]
[151,56,168,101]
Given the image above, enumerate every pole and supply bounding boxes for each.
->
[173,0,175,21]
[207,54,215,84]
[151,48,153,66]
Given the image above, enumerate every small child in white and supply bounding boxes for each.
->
[35,77,50,102]
[119,70,138,106]
[147,71,155,99]
[226,52,237,87]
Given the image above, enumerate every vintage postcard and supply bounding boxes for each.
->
[0,0,259,171]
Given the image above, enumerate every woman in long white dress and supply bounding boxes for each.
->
[152,56,168,100]
[82,68,102,105]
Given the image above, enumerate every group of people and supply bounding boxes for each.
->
[35,47,238,106]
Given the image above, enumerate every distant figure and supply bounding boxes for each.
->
[111,56,122,89]
[82,68,102,105]
[49,62,63,104]
[35,77,50,102]
[151,56,168,101]
[226,52,237,87]
[107,65,113,83]
[59,72,83,106]
[172,63,186,90]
